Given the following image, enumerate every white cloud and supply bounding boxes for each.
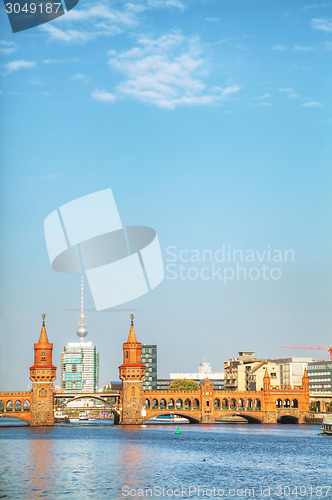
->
[4,60,36,73]
[205,17,220,22]
[312,17,332,32]
[41,25,95,43]
[91,89,117,102]
[146,0,185,10]
[279,88,300,99]
[0,41,18,55]
[272,44,287,51]
[303,3,331,9]
[70,73,90,82]
[302,100,322,107]
[252,93,271,100]
[40,3,139,42]
[40,1,185,43]
[293,44,314,51]
[106,32,240,109]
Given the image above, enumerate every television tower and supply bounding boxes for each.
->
[76,274,88,343]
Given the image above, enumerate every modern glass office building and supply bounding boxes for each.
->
[307,360,332,392]
[141,344,157,391]
[61,342,99,393]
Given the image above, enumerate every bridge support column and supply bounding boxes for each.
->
[30,382,55,426]
[121,381,144,425]
[201,414,215,424]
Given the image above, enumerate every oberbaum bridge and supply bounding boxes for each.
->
[0,314,314,426]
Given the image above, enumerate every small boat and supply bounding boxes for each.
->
[149,414,189,423]
[78,412,90,421]
[321,417,332,435]
[54,411,70,424]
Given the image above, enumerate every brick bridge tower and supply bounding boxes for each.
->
[119,314,146,424]
[29,314,57,426]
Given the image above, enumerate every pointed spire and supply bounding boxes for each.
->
[38,313,50,344]
[76,274,88,342]
[303,368,308,378]
[264,368,270,378]
[127,313,138,343]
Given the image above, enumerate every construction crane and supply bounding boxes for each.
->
[281,345,332,361]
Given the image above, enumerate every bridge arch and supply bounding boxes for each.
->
[15,400,22,412]
[0,414,30,424]
[145,411,200,424]
[278,415,299,424]
[184,398,191,409]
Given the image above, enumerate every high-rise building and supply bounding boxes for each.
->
[61,276,99,393]
[141,345,157,390]
[274,357,312,387]
[307,360,332,392]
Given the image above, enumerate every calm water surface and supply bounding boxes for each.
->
[0,421,330,500]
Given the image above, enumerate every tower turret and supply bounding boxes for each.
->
[119,314,146,424]
[29,315,57,426]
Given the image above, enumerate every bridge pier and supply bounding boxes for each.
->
[201,414,215,424]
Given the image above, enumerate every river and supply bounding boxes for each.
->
[0,420,330,499]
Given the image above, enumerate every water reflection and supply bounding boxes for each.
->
[26,432,55,499]
[117,426,151,491]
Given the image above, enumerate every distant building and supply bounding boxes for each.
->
[60,276,99,393]
[274,357,312,387]
[307,360,332,392]
[224,351,280,391]
[169,359,224,390]
[141,345,157,390]
[157,379,172,391]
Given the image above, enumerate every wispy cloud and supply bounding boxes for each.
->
[272,44,287,51]
[41,3,139,42]
[91,89,117,103]
[146,0,185,10]
[303,3,331,9]
[4,60,36,73]
[312,17,332,32]
[293,44,314,51]
[40,1,185,43]
[279,88,299,98]
[41,25,95,43]
[0,41,18,55]
[252,93,272,101]
[205,17,220,22]
[105,32,240,109]
[70,72,90,82]
[302,100,322,107]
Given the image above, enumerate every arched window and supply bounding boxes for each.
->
[41,352,46,361]
[126,351,129,359]
[131,386,135,396]
[39,388,47,398]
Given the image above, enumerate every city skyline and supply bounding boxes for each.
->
[1,0,331,391]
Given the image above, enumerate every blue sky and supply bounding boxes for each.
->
[0,0,332,390]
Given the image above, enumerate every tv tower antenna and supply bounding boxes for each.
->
[76,274,88,342]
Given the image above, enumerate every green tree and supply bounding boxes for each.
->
[169,379,199,391]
